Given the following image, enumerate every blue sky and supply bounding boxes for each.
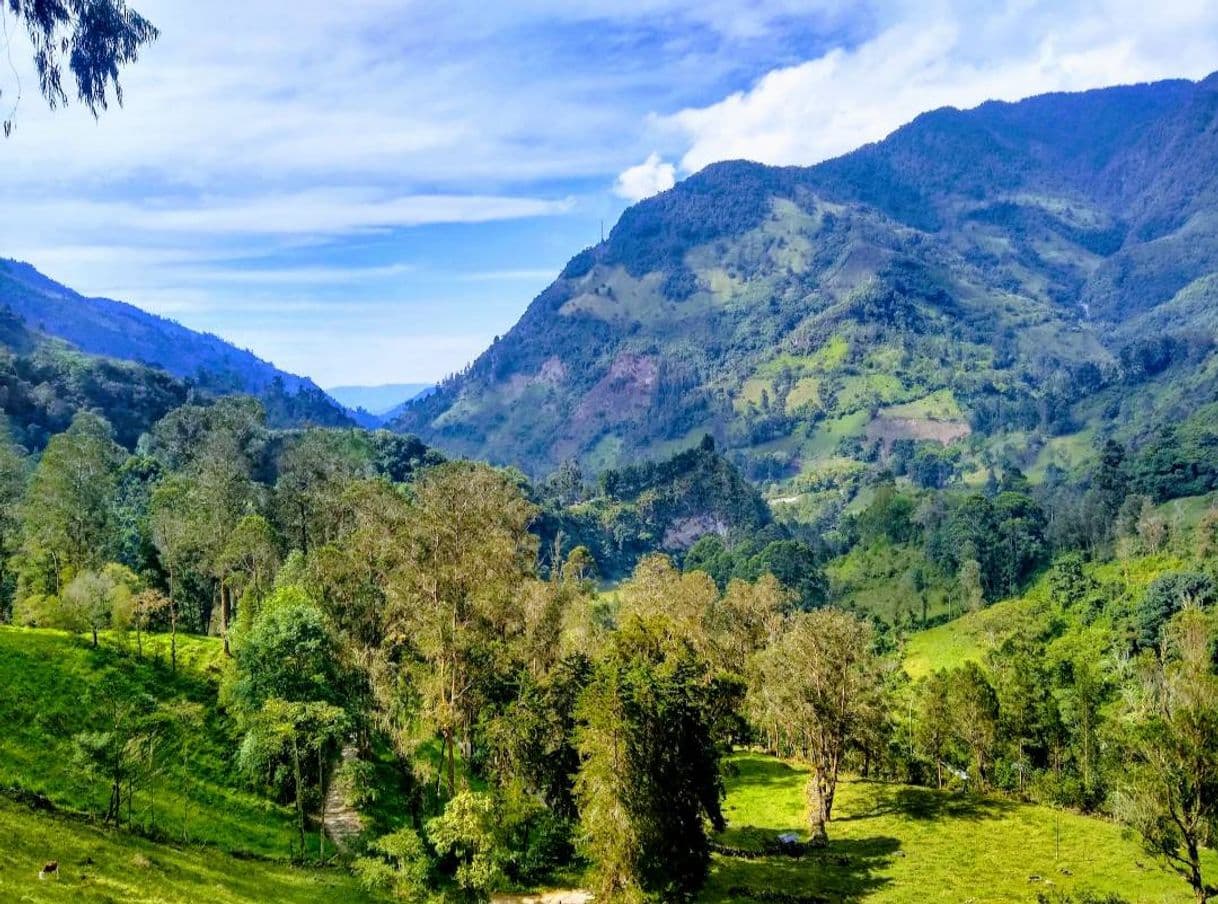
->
[1,0,1217,386]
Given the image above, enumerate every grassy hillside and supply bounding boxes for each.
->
[0,627,311,858]
[707,753,1209,903]
[902,550,1190,679]
[0,797,375,903]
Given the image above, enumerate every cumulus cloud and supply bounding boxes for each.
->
[663,0,1218,173]
[614,153,677,202]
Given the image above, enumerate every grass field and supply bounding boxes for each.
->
[0,626,308,859]
[901,551,1192,680]
[706,753,1208,903]
[0,796,378,903]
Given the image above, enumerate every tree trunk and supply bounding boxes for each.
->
[92,627,99,648]
[1186,835,1207,904]
[220,583,232,657]
[806,771,834,847]
[292,739,306,857]
[167,569,178,675]
[444,728,457,797]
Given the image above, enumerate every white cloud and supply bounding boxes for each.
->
[2,0,1216,384]
[662,0,1218,174]
[13,191,574,237]
[614,153,677,202]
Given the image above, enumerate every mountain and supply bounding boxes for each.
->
[326,383,433,417]
[0,259,352,431]
[395,73,1218,517]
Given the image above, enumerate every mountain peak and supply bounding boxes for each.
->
[400,74,1218,487]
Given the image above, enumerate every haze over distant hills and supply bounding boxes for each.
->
[0,258,353,436]
[326,383,434,417]
[395,73,1218,509]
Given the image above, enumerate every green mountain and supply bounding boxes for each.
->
[396,73,1218,515]
[0,260,353,439]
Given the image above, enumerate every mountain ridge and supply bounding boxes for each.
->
[0,259,354,430]
[394,73,1218,510]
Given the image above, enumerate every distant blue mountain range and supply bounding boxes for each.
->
[0,258,353,427]
[326,383,434,418]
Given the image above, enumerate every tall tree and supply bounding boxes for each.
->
[749,609,885,845]
[946,662,1000,789]
[575,615,724,901]
[1118,607,1218,903]
[20,412,123,593]
[382,461,538,796]
[274,428,367,556]
[0,422,27,619]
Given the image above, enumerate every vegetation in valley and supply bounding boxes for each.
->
[0,376,1214,903]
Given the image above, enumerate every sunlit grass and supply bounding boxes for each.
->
[0,796,379,903]
[0,626,308,858]
[705,752,1208,903]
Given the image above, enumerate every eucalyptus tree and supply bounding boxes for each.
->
[749,608,885,845]
[382,461,539,796]
[20,412,123,594]
[1118,607,1218,903]
[3,0,158,136]
[575,613,724,901]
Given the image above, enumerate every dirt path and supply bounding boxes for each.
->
[322,744,364,849]
[491,893,592,904]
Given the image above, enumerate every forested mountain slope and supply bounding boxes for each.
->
[0,260,352,432]
[397,73,1218,507]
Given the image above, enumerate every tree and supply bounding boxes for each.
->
[575,615,724,900]
[0,422,27,620]
[354,827,433,903]
[216,513,280,637]
[707,574,791,670]
[947,662,999,789]
[748,609,885,845]
[20,412,123,593]
[1118,608,1218,903]
[426,791,508,900]
[1135,572,1216,651]
[239,697,347,855]
[149,475,206,662]
[130,586,171,658]
[230,587,345,712]
[382,461,538,797]
[958,559,985,614]
[3,0,158,136]
[73,677,155,824]
[61,568,115,646]
[914,671,953,788]
[274,428,367,556]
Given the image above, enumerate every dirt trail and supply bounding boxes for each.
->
[322,744,364,849]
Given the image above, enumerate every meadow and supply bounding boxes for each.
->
[706,753,1208,903]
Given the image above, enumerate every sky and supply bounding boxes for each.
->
[1,1,1217,387]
